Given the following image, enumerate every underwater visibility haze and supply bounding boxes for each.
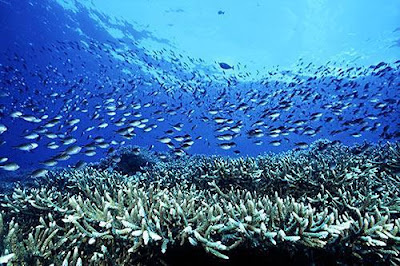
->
[0,0,399,265]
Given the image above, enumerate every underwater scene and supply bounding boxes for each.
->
[0,0,400,265]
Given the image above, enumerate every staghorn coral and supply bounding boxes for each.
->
[0,140,399,265]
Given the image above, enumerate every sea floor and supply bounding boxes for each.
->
[0,140,399,265]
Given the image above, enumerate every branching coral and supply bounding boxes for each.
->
[0,141,399,265]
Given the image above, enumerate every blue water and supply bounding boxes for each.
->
[0,0,399,174]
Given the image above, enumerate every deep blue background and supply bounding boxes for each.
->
[0,0,399,176]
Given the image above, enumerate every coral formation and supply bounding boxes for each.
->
[94,146,161,176]
[0,140,399,265]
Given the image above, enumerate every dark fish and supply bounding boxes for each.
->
[31,168,48,178]
[295,142,309,149]
[74,160,87,169]
[218,62,233,70]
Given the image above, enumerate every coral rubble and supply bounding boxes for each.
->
[0,140,399,265]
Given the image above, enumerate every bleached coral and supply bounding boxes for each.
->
[0,141,399,265]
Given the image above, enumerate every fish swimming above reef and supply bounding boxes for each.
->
[0,124,7,134]
[0,7,398,174]
[0,162,20,171]
[30,168,48,178]
[13,142,39,152]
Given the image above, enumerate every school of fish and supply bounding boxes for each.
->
[0,33,399,177]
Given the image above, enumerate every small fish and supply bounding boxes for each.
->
[23,132,40,140]
[253,140,263,146]
[94,136,105,143]
[143,126,153,132]
[219,62,233,70]
[247,129,264,138]
[218,142,236,150]
[166,142,175,149]
[173,148,186,157]
[172,123,184,131]
[31,168,48,178]
[174,136,185,142]
[216,133,236,141]
[0,124,7,134]
[214,117,226,124]
[45,133,58,139]
[47,142,59,149]
[84,150,96,156]
[98,122,109,128]
[20,115,41,123]
[62,137,77,145]
[14,142,39,152]
[269,112,280,119]
[158,137,172,144]
[41,159,58,167]
[74,160,87,169]
[67,118,80,126]
[53,153,70,161]
[295,142,309,149]
[0,162,20,171]
[10,111,23,118]
[97,142,109,149]
[65,145,82,155]
[270,140,281,146]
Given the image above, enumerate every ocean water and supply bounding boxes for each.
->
[0,0,399,265]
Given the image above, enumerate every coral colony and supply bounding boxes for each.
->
[0,140,399,265]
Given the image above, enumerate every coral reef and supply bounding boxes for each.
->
[0,140,399,265]
[94,146,161,176]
